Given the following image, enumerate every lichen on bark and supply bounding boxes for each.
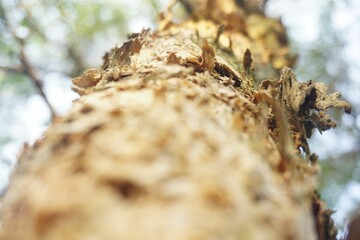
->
[0,1,350,240]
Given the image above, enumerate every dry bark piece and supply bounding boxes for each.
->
[71,68,103,95]
[72,68,102,88]
[201,40,216,72]
[107,29,150,68]
[166,52,180,64]
[280,67,351,115]
[312,192,337,240]
[260,67,351,140]
[243,48,253,72]
[312,82,352,114]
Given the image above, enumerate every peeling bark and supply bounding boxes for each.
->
[0,1,350,239]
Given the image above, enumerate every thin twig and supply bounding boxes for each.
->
[0,1,57,119]
[0,65,23,74]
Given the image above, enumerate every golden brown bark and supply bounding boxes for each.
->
[0,1,350,239]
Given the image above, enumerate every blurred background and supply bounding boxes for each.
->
[0,0,359,237]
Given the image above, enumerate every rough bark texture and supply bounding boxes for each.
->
[0,1,351,239]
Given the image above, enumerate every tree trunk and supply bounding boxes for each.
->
[0,1,351,239]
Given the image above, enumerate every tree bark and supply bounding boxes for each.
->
[0,1,351,239]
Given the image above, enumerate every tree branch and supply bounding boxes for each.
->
[0,1,57,119]
[0,65,24,74]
